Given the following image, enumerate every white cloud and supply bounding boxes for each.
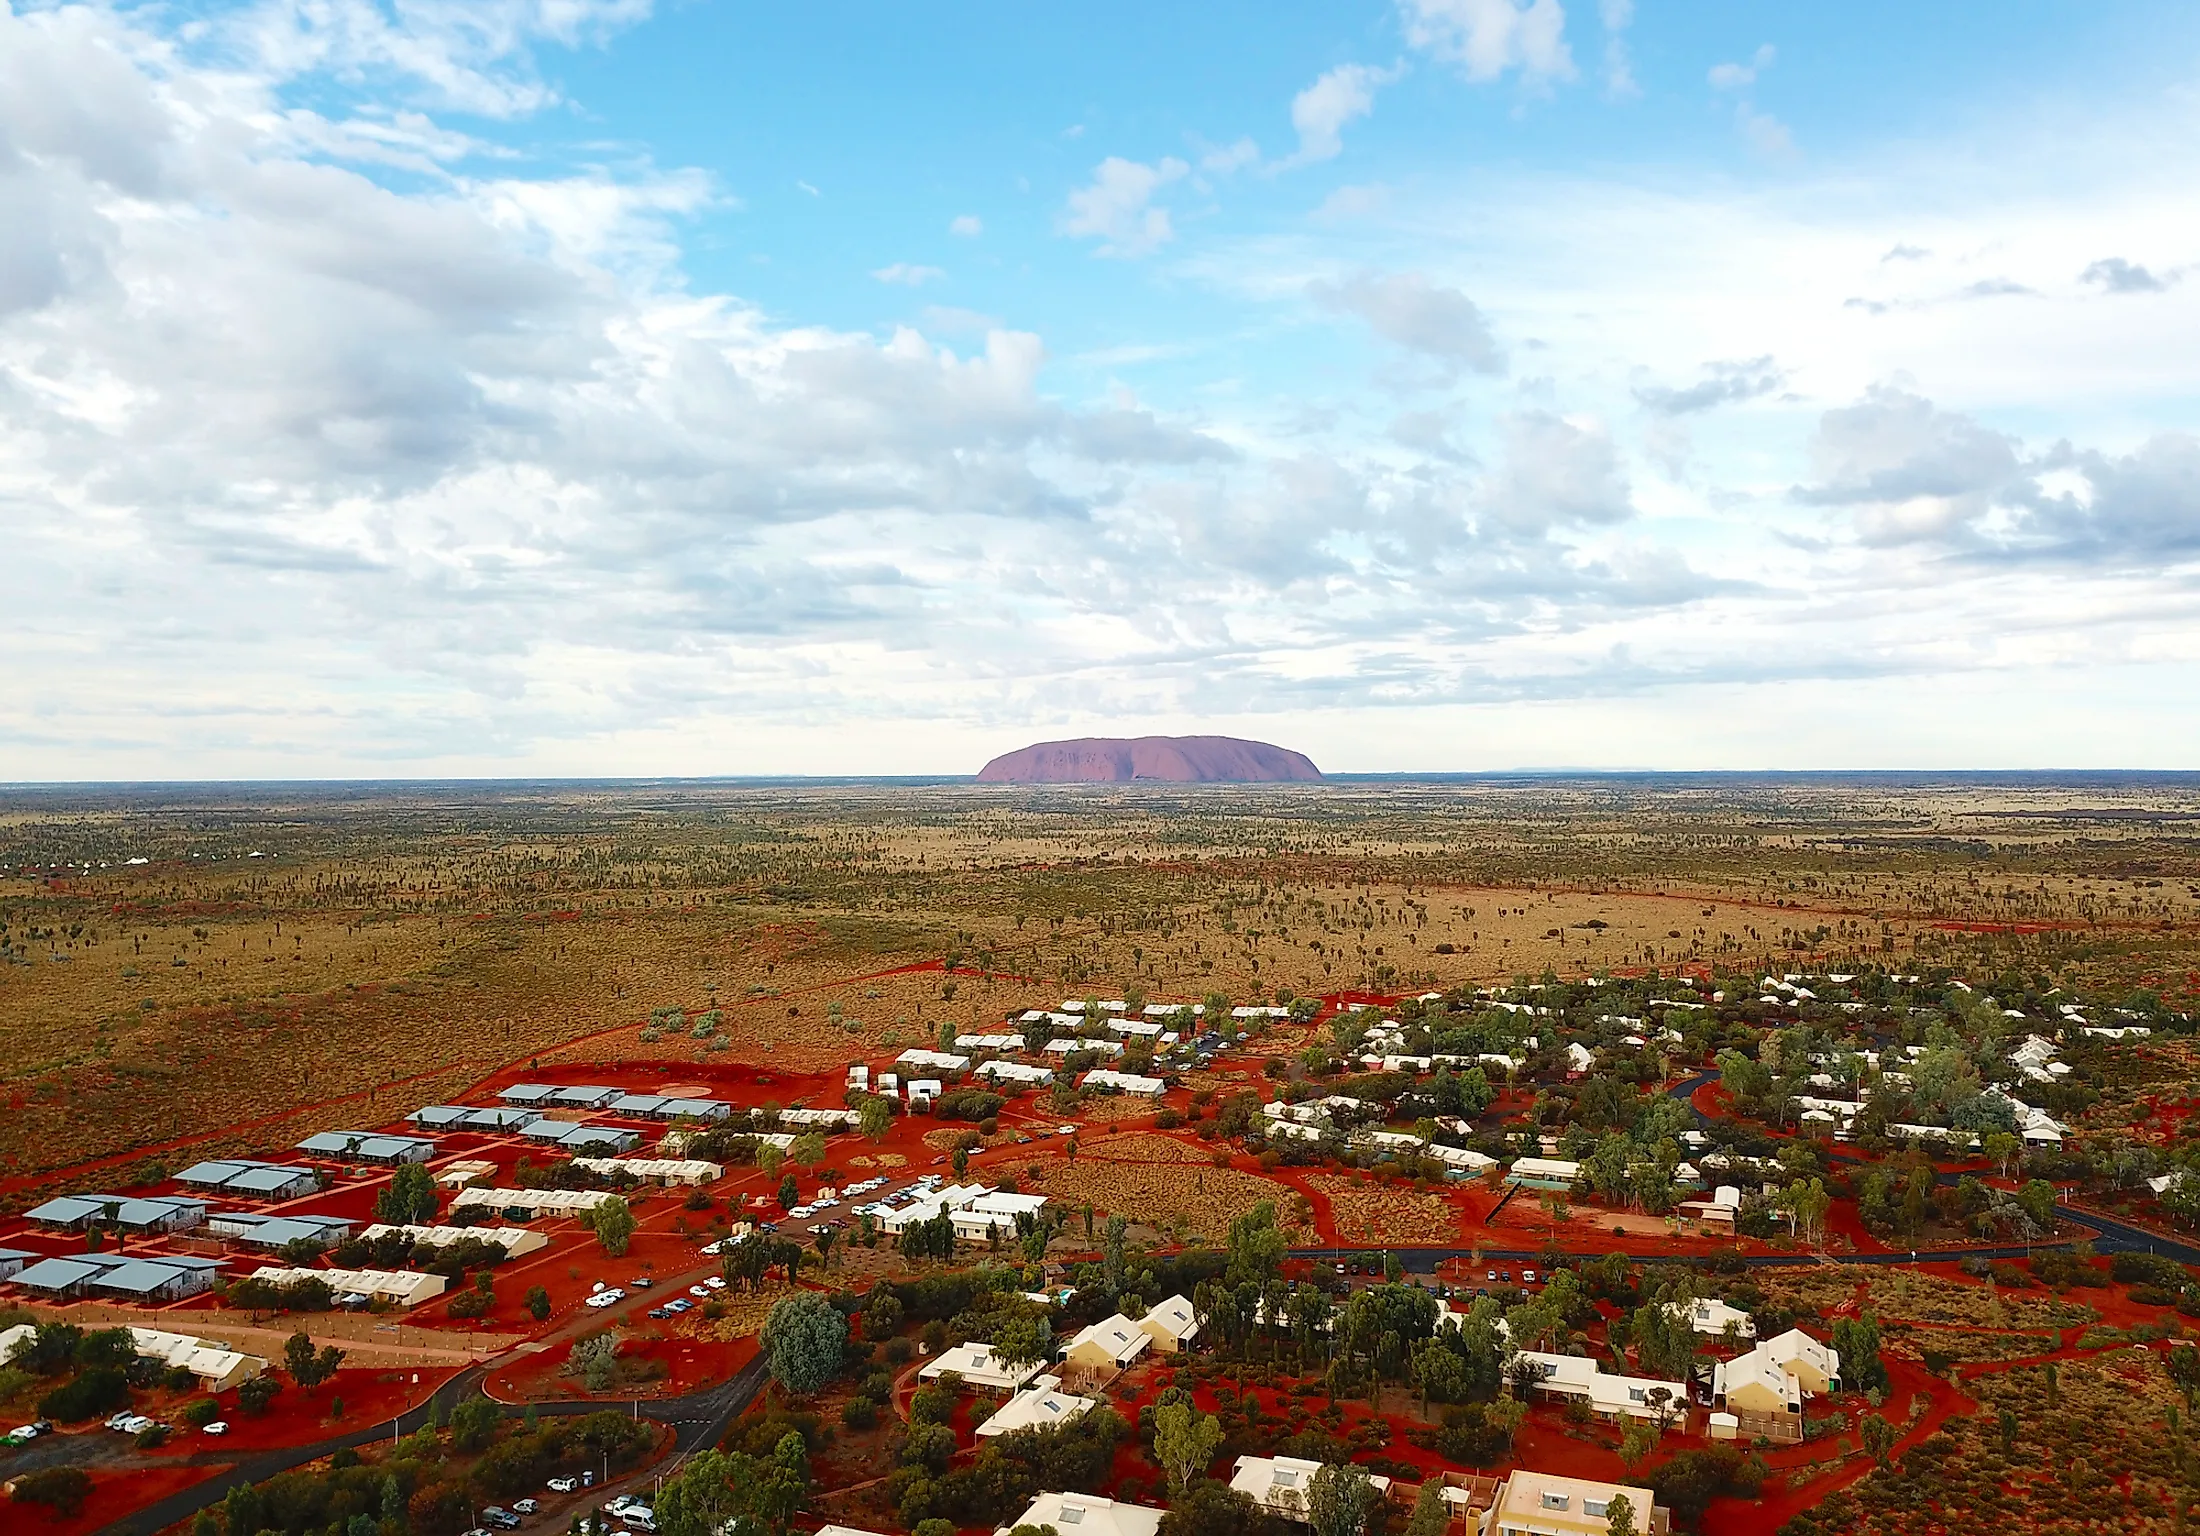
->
[1287,63,1400,165]
[1736,102,1797,158]
[949,215,983,237]
[1061,156,1189,257]
[1599,0,1637,99]
[1309,272,1504,373]
[1199,137,1262,174]
[1710,44,1776,91]
[873,263,946,286]
[1398,0,1574,85]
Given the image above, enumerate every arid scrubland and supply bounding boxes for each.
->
[1,774,2196,1197]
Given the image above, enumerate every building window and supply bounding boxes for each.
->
[1541,1492,1570,1510]
[1585,1499,1609,1517]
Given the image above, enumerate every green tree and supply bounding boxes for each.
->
[1152,1399,1224,1499]
[1304,1462,1377,1536]
[571,1331,620,1393]
[859,1096,892,1141]
[373,1162,437,1225]
[1159,1485,1263,1536]
[790,1132,827,1169]
[1618,1417,1658,1477]
[778,1172,801,1210]
[994,1313,1052,1368]
[1860,1412,1897,1466]
[526,1284,551,1321]
[1402,1480,1448,1536]
[760,1291,847,1396]
[1604,1492,1638,1536]
[591,1195,637,1258]
[1225,1202,1286,1288]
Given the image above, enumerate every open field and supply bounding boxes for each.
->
[5,775,2199,1192]
[4,775,2200,1536]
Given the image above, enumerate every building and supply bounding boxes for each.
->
[11,1252,224,1303]
[877,1182,992,1235]
[571,1157,722,1186]
[451,1186,619,1219]
[128,1328,266,1393]
[606,1094,732,1122]
[1137,1294,1201,1353]
[0,1249,32,1283]
[1062,1314,1151,1382]
[175,1160,321,1200]
[1481,1469,1666,1536]
[1758,1328,1839,1393]
[206,1211,355,1250]
[434,1159,500,1187]
[294,1132,436,1165]
[994,1493,1163,1536]
[975,1060,1055,1087]
[1709,1328,1837,1443]
[1231,1455,1391,1521]
[357,1223,549,1258]
[896,1049,970,1073]
[1079,1069,1165,1096]
[0,1323,34,1363]
[1665,1298,1756,1340]
[1504,1158,1582,1191]
[951,1191,1050,1243]
[1677,1185,1744,1234]
[1511,1353,1688,1427]
[547,1086,623,1110]
[250,1264,447,1308]
[23,1193,208,1234]
[975,1374,1096,1437]
[408,1106,541,1133]
[918,1341,1045,1395]
[520,1121,644,1154]
[497,1084,561,1106]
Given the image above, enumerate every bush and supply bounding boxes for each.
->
[179,1398,222,1427]
[2111,1251,2190,1289]
[447,1288,493,1319]
[38,1367,129,1422]
[11,1467,91,1518]
[135,1422,172,1449]
[841,1398,880,1430]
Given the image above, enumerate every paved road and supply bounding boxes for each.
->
[94,1354,773,1536]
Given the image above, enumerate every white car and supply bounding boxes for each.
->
[547,1477,579,1494]
[120,1415,155,1435]
[699,1240,726,1255]
[202,1421,229,1436]
[688,1284,711,1298]
[703,1276,726,1290]
[106,1413,137,1431]
[585,1288,625,1309]
[513,1499,539,1516]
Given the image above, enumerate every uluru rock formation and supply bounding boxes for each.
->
[977,735,1323,784]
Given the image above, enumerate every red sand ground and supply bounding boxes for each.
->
[12,1459,228,1536]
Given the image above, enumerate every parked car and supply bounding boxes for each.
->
[647,1307,670,1320]
[481,1507,522,1529]
[628,1276,653,1289]
[106,1413,137,1431]
[513,1499,540,1516]
[203,1421,229,1435]
[546,1477,578,1494]
[688,1284,711,1298]
[703,1276,727,1290]
[1522,1270,1538,1285]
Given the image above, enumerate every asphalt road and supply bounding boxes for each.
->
[93,1353,773,1536]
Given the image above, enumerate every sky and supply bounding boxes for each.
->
[3,1,2200,778]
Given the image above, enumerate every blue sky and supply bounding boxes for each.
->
[3,0,2200,775]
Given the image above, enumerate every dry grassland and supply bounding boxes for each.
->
[5,776,2198,1197]
[1037,1157,1302,1242]
[1305,1173,1462,1245]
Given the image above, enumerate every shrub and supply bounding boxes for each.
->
[11,1467,91,1518]
[179,1398,222,1427]
[38,1367,129,1422]
[2111,1251,2190,1289]
[841,1398,880,1430]
[447,1289,493,1320]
